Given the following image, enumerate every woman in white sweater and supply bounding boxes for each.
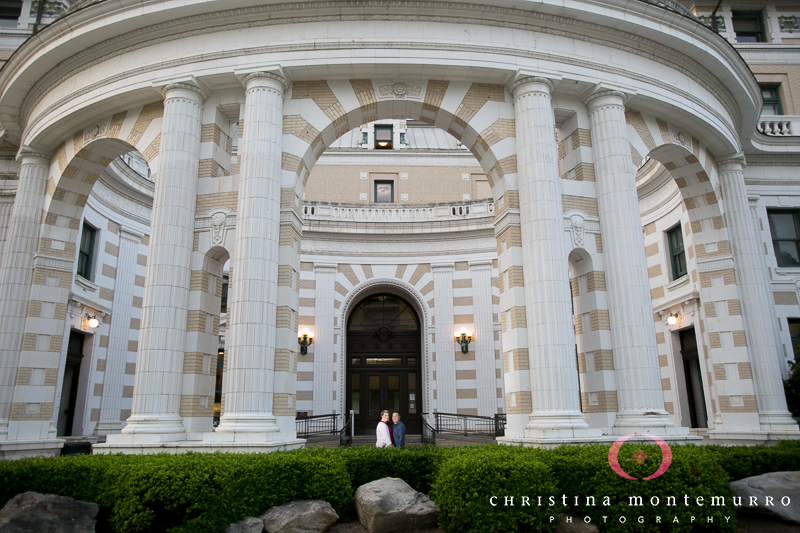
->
[376,410,393,448]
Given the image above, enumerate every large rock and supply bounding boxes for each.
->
[354,478,438,533]
[730,471,800,525]
[260,500,338,533]
[0,492,98,533]
[226,516,264,533]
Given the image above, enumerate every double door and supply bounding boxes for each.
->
[348,370,421,436]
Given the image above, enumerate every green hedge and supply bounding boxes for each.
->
[0,441,797,532]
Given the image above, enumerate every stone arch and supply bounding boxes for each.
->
[337,278,432,421]
[282,80,517,202]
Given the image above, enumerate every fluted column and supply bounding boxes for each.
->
[118,83,206,440]
[511,77,590,435]
[717,156,799,433]
[215,72,286,437]
[96,227,141,435]
[0,150,51,439]
[584,90,674,433]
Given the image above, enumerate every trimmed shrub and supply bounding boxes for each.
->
[698,440,800,481]
[432,447,562,533]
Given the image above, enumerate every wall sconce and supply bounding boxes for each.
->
[667,312,680,326]
[85,314,100,329]
[298,327,314,355]
[454,326,473,354]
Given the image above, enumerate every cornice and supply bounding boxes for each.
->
[13,2,742,146]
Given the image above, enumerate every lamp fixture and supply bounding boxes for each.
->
[298,327,314,355]
[85,314,100,329]
[667,312,679,326]
[454,326,473,354]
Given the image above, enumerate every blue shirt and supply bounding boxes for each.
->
[393,420,406,447]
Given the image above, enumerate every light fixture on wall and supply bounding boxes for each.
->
[454,326,473,354]
[85,314,100,329]
[298,327,314,355]
[667,312,680,326]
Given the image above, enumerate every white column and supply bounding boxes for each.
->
[312,263,336,416]
[470,260,497,417]
[511,77,590,436]
[118,83,206,440]
[0,150,50,439]
[214,72,286,438]
[96,227,141,435]
[717,156,799,433]
[584,89,674,433]
[432,263,456,413]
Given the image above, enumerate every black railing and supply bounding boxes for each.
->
[339,416,352,447]
[421,416,436,445]
[60,442,92,456]
[425,412,506,438]
[295,413,340,438]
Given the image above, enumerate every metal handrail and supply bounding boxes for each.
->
[295,413,339,438]
[424,412,506,438]
[421,415,436,445]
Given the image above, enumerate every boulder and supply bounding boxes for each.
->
[0,492,98,533]
[260,500,338,533]
[354,478,438,533]
[730,471,800,525]
[226,516,265,533]
[555,514,599,533]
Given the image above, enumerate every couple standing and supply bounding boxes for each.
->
[376,410,405,448]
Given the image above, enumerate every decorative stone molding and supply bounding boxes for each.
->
[241,71,288,91]
[375,81,424,101]
[696,256,735,273]
[74,275,99,293]
[582,88,628,108]
[779,15,799,33]
[669,126,692,152]
[562,210,600,249]
[313,263,337,273]
[162,82,208,102]
[16,148,51,164]
[431,263,455,273]
[33,253,73,272]
[83,122,109,144]
[508,76,555,98]
[716,153,746,173]
[468,260,493,271]
[92,178,152,226]
[195,207,235,245]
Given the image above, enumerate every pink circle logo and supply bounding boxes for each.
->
[608,434,673,480]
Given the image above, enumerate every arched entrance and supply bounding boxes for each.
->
[346,294,422,435]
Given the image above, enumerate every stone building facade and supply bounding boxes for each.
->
[0,0,798,457]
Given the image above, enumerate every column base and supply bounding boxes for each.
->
[0,438,64,459]
[759,412,800,433]
[119,415,186,437]
[94,435,305,455]
[612,410,680,435]
[526,410,591,431]
[94,421,124,437]
[214,413,280,435]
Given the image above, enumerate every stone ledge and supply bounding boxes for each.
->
[92,439,305,455]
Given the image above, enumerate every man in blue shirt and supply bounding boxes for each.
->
[392,412,406,447]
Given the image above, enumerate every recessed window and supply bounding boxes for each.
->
[77,223,96,280]
[374,181,394,203]
[761,85,783,115]
[732,12,766,43]
[374,125,393,150]
[768,210,800,267]
[667,225,687,280]
[0,1,21,26]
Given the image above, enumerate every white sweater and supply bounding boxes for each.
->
[376,421,392,448]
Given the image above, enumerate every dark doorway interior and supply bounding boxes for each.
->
[57,331,85,437]
[347,294,422,435]
[679,328,708,429]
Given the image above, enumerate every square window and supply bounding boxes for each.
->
[732,12,766,43]
[374,181,394,203]
[667,225,687,280]
[374,125,393,149]
[768,210,800,267]
[761,85,783,115]
[77,223,97,280]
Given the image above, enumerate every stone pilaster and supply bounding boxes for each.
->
[510,77,593,438]
[213,72,288,439]
[717,155,799,434]
[469,260,497,417]
[96,227,141,436]
[584,89,675,434]
[0,150,51,439]
[432,263,456,413]
[115,83,207,441]
[311,263,337,416]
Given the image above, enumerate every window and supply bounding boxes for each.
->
[220,274,229,313]
[0,1,21,27]
[374,181,394,203]
[77,223,96,280]
[732,12,766,43]
[761,86,783,115]
[374,125,393,149]
[667,225,687,279]
[768,210,800,267]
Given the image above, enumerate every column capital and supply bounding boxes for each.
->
[583,88,629,110]
[161,82,208,103]
[16,146,51,164]
[242,72,288,92]
[508,76,555,99]
[716,152,746,173]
